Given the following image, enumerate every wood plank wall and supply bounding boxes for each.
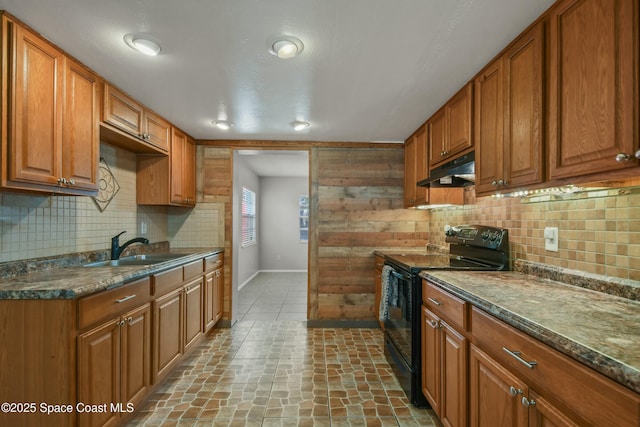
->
[199,144,431,322]
[201,147,233,321]
[310,147,430,320]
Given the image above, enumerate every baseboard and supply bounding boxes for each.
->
[305,319,380,329]
[238,269,308,290]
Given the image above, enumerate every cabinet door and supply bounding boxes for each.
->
[153,288,183,383]
[429,108,447,167]
[63,59,100,191]
[10,23,64,186]
[528,390,581,427]
[120,303,151,410]
[143,111,170,153]
[184,277,204,353]
[183,135,197,204]
[469,344,527,427]
[547,0,638,179]
[404,136,417,207]
[421,307,441,413]
[78,319,120,427]
[503,22,544,189]
[474,59,504,194]
[440,321,468,427]
[170,127,187,204]
[214,269,224,323]
[446,83,473,159]
[204,272,216,332]
[103,84,144,137]
[414,127,429,205]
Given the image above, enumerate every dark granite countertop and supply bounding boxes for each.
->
[419,270,640,394]
[0,247,224,300]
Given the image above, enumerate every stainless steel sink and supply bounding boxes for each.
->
[82,253,187,267]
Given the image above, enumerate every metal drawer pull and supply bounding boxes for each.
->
[427,297,442,306]
[502,347,537,369]
[429,320,439,328]
[115,294,137,303]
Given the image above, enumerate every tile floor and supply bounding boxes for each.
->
[126,273,441,427]
[237,272,308,322]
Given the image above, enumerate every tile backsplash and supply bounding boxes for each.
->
[429,185,640,281]
[0,143,222,263]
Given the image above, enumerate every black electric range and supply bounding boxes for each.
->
[380,225,509,407]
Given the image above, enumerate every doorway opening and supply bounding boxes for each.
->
[231,149,310,323]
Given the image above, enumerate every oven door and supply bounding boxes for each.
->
[383,267,413,366]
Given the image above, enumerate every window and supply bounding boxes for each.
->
[299,195,309,243]
[241,187,256,247]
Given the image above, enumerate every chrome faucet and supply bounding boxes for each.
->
[111,231,149,259]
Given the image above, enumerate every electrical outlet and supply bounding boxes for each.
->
[140,221,147,235]
[544,227,558,252]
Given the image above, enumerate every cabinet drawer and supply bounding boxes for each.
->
[471,307,640,426]
[423,280,467,330]
[153,266,183,296]
[205,253,224,272]
[78,277,150,330]
[183,259,204,280]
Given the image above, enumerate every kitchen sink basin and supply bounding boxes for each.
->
[82,253,187,267]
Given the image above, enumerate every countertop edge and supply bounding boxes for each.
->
[0,248,224,300]
[420,271,640,395]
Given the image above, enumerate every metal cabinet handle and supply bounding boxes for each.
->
[616,153,631,162]
[502,347,537,369]
[509,386,523,397]
[521,396,536,408]
[428,320,439,328]
[115,294,136,303]
[58,177,68,185]
[427,297,442,306]
[127,316,133,324]
[635,149,640,159]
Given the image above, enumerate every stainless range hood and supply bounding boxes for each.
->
[418,151,475,188]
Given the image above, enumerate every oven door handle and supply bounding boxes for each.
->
[389,270,412,281]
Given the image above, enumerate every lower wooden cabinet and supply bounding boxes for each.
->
[152,265,205,384]
[78,303,151,427]
[469,343,578,427]
[204,267,224,332]
[421,306,468,427]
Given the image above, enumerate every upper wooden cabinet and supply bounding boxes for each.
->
[429,82,474,168]
[101,83,170,155]
[0,16,99,196]
[137,127,196,207]
[404,126,428,207]
[547,0,639,179]
[475,22,544,195]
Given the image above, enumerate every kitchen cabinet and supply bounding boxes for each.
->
[137,127,196,207]
[1,16,99,196]
[475,22,544,195]
[470,306,640,426]
[77,277,151,427]
[547,0,639,179]
[404,126,429,207]
[204,253,225,332]
[152,260,204,383]
[421,281,468,427]
[429,82,474,168]
[101,83,170,154]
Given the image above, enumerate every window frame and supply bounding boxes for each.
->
[241,186,257,247]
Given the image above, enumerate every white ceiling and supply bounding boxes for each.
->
[0,0,556,145]
[237,150,309,177]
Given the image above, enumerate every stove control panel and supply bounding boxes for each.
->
[446,225,508,250]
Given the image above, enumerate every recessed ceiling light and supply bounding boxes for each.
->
[290,120,310,131]
[268,36,304,59]
[124,33,161,56]
[212,120,234,130]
